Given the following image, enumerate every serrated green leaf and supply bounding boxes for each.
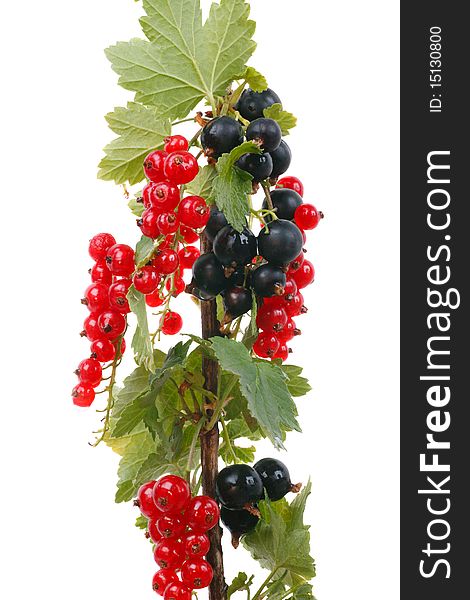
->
[98,102,170,185]
[185,164,217,200]
[128,286,156,372]
[263,103,297,136]
[243,66,268,92]
[219,441,256,465]
[115,430,155,502]
[227,572,254,599]
[111,389,155,438]
[135,515,148,530]
[281,365,312,398]
[128,197,145,217]
[135,235,156,266]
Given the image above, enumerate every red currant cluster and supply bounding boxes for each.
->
[136,475,220,600]
[72,233,133,407]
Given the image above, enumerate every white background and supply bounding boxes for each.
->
[0,1,399,598]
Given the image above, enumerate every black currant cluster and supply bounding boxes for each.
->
[216,459,300,547]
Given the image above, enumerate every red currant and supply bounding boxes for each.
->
[162,311,183,335]
[276,176,304,197]
[181,558,213,589]
[165,276,185,297]
[278,318,300,342]
[283,278,298,300]
[90,260,113,285]
[291,259,315,288]
[185,496,220,532]
[133,266,160,294]
[146,289,164,308]
[153,475,190,514]
[179,225,199,244]
[183,533,210,558]
[152,569,179,596]
[157,212,180,235]
[159,235,178,250]
[284,292,307,317]
[294,204,323,230]
[154,249,179,275]
[72,383,95,407]
[90,338,116,362]
[287,252,305,275]
[164,582,192,600]
[178,246,200,270]
[144,150,168,183]
[140,208,161,239]
[88,233,116,261]
[272,341,289,361]
[108,279,132,313]
[142,182,157,208]
[97,309,126,340]
[154,538,184,569]
[164,135,189,153]
[81,313,101,341]
[178,196,210,228]
[256,305,288,333]
[76,357,102,387]
[164,151,199,185]
[106,244,135,277]
[82,283,109,313]
[156,514,186,539]
[149,182,181,211]
[136,481,160,519]
[148,518,163,544]
[253,332,280,358]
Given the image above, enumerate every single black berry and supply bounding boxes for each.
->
[236,153,273,182]
[220,506,259,547]
[201,116,244,158]
[263,188,303,221]
[205,206,228,242]
[213,225,258,268]
[246,118,282,153]
[258,220,303,265]
[192,253,226,295]
[269,140,292,179]
[254,458,295,501]
[235,88,282,121]
[251,264,286,297]
[216,464,264,510]
[223,286,253,320]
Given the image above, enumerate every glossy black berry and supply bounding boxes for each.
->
[213,225,258,268]
[246,118,282,153]
[216,464,264,510]
[254,458,293,501]
[226,267,252,289]
[235,88,282,121]
[258,220,303,265]
[263,188,303,221]
[251,264,286,298]
[205,206,228,242]
[190,286,216,301]
[236,153,273,182]
[192,253,226,295]
[223,286,253,319]
[220,506,259,541]
[201,116,244,158]
[269,140,292,179]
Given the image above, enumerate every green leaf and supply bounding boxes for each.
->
[210,337,300,448]
[98,102,170,185]
[227,572,254,599]
[111,389,155,438]
[135,515,148,530]
[135,235,156,266]
[115,430,155,502]
[185,165,217,200]
[128,286,156,372]
[216,294,225,323]
[281,365,312,398]
[211,141,262,232]
[128,196,145,217]
[243,66,268,92]
[263,103,297,136]
[220,442,256,465]
[242,292,258,349]
[107,0,256,121]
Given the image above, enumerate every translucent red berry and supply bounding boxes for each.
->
[153,475,190,513]
[76,357,102,387]
[148,518,163,544]
[140,208,161,239]
[148,182,181,212]
[178,196,210,228]
[156,514,186,539]
[90,260,113,285]
[179,225,199,244]
[162,311,183,335]
[136,480,160,519]
[272,341,289,361]
[253,332,280,358]
[287,252,305,275]
[165,276,185,297]
[108,279,132,314]
[97,310,127,340]
[72,383,95,407]
[164,151,199,185]
[178,246,200,270]
[276,176,304,197]
[82,283,109,313]
[278,318,300,342]
[291,259,315,288]
[82,313,101,341]
[183,532,210,558]
[294,204,323,230]
[157,212,180,235]
[185,495,220,532]
[154,538,184,569]
[90,338,116,362]
[256,305,288,333]
[89,233,116,261]
[163,582,192,600]
[181,558,213,589]
[284,292,306,317]
[154,249,179,275]
[146,289,164,308]
[133,266,160,294]
[144,150,168,183]
[152,569,179,596]
[164,135,189,153]
[106,244,135,276]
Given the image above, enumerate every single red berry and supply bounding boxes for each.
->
[164,135,189,153]
[89,233,117,261]
[133,266,160,294]
[90,260,113,285]
[154,249,179,275]
[82,313,101,341]
[284,292,306,317]
[164,151,199,185]
[294,203,323,230]
[253,332,280,358]
[283,278,298,300]
[277,318,301,342]
[291,259,315,288]
[136,481,160,519]
[165,276,185,297]
[162,311,183,335]
[157,212,180,235]
[148,518,163,544]
[179,225,199,244]
[156,514,186,539]
[181,558,213,589]
[146,289,164,308]
[109,279,132,313]
[183,533,210,558]
[256,305,288,333]
[272,341,290,361]
[142,182,157,208]
[76,357,102,387]
[163,582,192,600]
[178,246,200,270]
[106,244,135,276]
[159,235,178,250]
[178,196,210,229]
[72,383,95,407]
[144,150,168,183]
[287,252,305,275]
[90,338,116,362]
[97,309,126,340]
[276,176,304,197]
[153,475,190,514]
[152,569,179,596]
[154,538,184,569]
[185,496,220,532]
[115,337,126,358]
[82,282,109,313]
[140,208,161,239]
[148,182,181,212]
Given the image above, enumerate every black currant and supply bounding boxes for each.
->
[213,225,258,268]
[190,285,216,301]
[216,464,264,510]
[220,506,259,548]
[269,140,292,179]
[226,267,252,289]
[235,88,282,121]
[205,206,228,242]
[258,220,303,266]
[236,153,273,182]
[192,253,226,295]
[254,458,299,501]
[251,264,286,297]
[223,286,253,320]
[246,118,282,152]
[201,116,244,158]
[263,188,303,221]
